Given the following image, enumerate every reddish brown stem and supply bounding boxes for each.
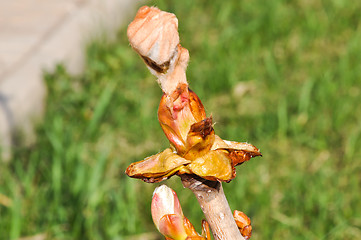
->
[181,175,244,240]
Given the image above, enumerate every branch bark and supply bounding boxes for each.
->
[181,175,244,240]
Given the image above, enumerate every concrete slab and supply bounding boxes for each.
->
[0,0,141,161]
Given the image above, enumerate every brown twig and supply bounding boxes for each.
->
[181,175,244,240]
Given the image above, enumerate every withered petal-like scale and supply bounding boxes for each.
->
[228,149,262,166]
[212,135,262,167]
[125,148,191,183]
[211,135,260,152]
[187,150,235,182]
[184,117,215,160]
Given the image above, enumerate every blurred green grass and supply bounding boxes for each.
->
[1,0,361,239]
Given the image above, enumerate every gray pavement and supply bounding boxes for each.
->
[0,0,141,161]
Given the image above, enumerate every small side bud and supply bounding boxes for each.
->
[233,210,252,240]
[152,185,187,240]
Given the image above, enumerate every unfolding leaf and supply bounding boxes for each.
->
[158,85,207,156]
[127,6,179,67]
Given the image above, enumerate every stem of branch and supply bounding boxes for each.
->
[181,175,244,240]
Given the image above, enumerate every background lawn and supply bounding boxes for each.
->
[1,0,361,239]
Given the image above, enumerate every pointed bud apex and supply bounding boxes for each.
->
[152,185,187,240]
